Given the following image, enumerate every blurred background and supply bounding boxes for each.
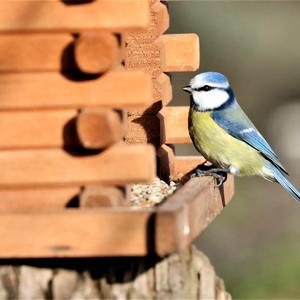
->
[167,1,300,298]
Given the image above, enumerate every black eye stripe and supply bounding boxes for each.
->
[193,85,213,92]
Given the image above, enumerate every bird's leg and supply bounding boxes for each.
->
[191,166,230,187]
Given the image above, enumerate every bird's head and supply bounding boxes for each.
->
[183,72,233,111]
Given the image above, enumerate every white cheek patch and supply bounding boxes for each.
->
[192,89,229,111]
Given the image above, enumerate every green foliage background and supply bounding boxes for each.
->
[168,1,300,298]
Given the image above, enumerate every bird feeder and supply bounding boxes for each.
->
[0,1,233,298]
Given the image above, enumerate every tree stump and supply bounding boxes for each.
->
[0,246,230,299]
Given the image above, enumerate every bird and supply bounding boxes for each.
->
[183,71,300,203]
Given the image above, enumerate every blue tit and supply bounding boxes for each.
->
[183,71,300,203]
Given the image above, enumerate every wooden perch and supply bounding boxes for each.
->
[155,176,234,256]
[75,32,121,74]
[0,176,233,257]
[0,1,149,32]
[0,70,152,110]
[76,109,126,150]
[0,143,156,188]
[159,106,191,144]
[156,34,200,72]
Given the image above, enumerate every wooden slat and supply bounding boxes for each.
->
[159,106,191,144]
[0,70,152,110]
[0,187,80,211]
[0,110,77,149]
[0,1,149,33]
[0,143,156,188]
[75,32,121,74]
[155,176,234,256]
[156,34,200,72]
[0,209,154,257]
[76,109,126,149]
[0,34,73,72]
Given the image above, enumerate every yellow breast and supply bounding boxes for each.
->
[188,109,266,176]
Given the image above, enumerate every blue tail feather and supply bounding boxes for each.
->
[270,165,300,204]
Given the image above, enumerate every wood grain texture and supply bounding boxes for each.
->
[159,106,191,144]
[0,143,156,188]
[0,246,231,299]
[0,70,152,110]
[76,109,125,149]
[75,32,121,74]
[155,176,234,256]
[0,33,73,72]
[0,1,149,32]
[156,34,200,72]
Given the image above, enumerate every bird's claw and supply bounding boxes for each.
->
[191,167,228,187]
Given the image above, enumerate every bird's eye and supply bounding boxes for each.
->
[193,85,212,92]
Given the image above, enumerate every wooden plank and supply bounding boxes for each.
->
[0,33,73,72]
[75,32,121,74]
[0,209,154,257]
[155,176,234,256]
[0,1,149,33]
[0,143,156,188]
[0,109,77,149]
[0,187,80,211]
[76,109,126,149]
[0,70,152,110]
[159,106,191,144]
[156,34,200,72]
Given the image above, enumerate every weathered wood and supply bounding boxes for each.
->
[0,70,152,110]
[155,176,234,256]
[0,187,79,211]
[0,143,156,188]
[156,34,200,72]
[75,32,121,74]
[159,106,191,144]
[76,109,126,149]
[0,1,149,32]
[80,186,128,207]
[0,246,231,299]
[0,33,73,72]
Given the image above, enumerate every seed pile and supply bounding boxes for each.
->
[130,177,178,208]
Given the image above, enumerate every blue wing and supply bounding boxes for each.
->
[212,100,288,174]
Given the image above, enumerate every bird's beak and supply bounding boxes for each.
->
[183,85,192,93]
